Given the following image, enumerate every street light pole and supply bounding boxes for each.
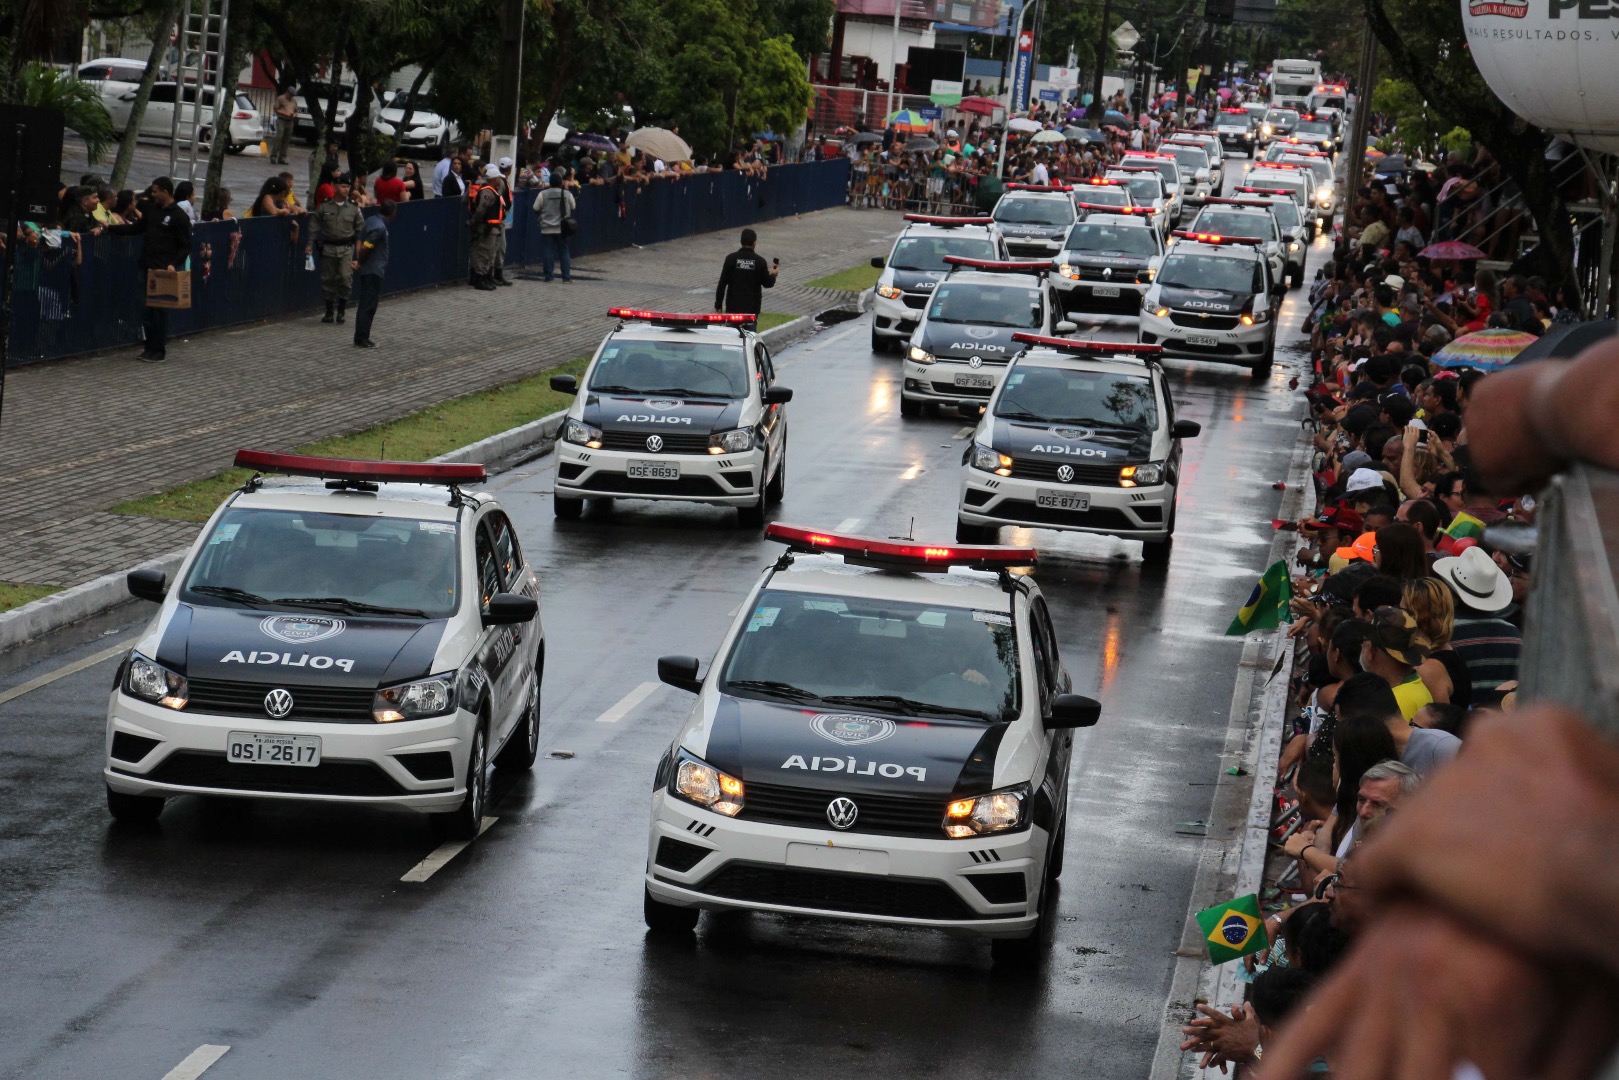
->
[886,0,903,122]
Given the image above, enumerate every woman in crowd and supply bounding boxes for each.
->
[1404,577,1470,709]
[1370,523,1428,583]
[398,161,423,201]
[200,186,234,221]
[441,156,467,200]
[245,177,292,218]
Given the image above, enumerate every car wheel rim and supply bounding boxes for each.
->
[470,734,486,818]
[527,688,539,753]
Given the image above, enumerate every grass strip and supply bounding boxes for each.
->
[806,264,881,293]
[0,582,60,614]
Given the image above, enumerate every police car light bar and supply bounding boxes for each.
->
[1253,161,1307,170]
[1172,231,1265,246]
[1005,183,1072,192]
[608,308,753,325]
[1075,202,1148,214]
[942,256,1054,273]
[1236,187,1297,197]
[1109,165,1161,172]
[1082,178,1123,185]
[233,449,487,485]
[1220,108,1249,114]
[1011,333,1164,358]
[1205,197,1277,207]
[902,214,989,226]
[1123,151,1171,159]
[765,523,1036,571]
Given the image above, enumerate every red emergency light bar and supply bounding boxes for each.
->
[1236,187,1297,197]
[902,214,990,226]
[1076,203,1151,214]
[942,256,1054,273]
[1082,178,1123,185]
[1123,151,1171,159]
[1206,197,1277,207]
[1279,147,1328,156]
[233,450,487,485]
[1252,161,1307,169]
[765,523,1037,571]
[1109,165,1162,173]
[608,308,753,325]
[1012,333,1165,358]
[1220,108,1248,114]
[1172,231,1265,246]
[1005,183,1073,192]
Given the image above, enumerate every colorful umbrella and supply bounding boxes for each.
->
[1217,87,1234,99]
[1419,240,1486,261]
[886,108,932,133]
[1434,328,1539,371]
[1007,117,1043,133]
[957,96,1002,116]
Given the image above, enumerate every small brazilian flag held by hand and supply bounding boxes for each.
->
[1195,893,1270,964]
[1226,559,1294,635]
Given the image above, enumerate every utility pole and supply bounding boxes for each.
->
[1342,17,1377,230]
[1088,0,1112,125]
[491,0,525,180]
[885,0,903,120]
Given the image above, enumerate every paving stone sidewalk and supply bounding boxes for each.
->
[0,206,903,590]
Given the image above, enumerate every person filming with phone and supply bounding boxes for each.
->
[715,227,777,319]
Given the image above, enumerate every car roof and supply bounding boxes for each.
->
[942,270,1046,288]
[1071,213,1153,230]
[1016,349,1161,377]
[998,190,1074,203]
[604,324,754,347]
[227,482,472,522]
[766,553,1016,612]
[901,222,997,239]
[1167,240,1263,262]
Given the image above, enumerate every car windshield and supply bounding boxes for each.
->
[1158,252,1262,293]
[998,364,1158,429]
[1111,175,1163,204]
[1166,147,1208,173]
[1295,121,1332,138]
[889,235,997,271]
[589,338,750,398]
[1127,160,1178,187]
[181,508,459,618]
[1078,186,1131,207]
[1191,211,1274,241]
[1267,110,1299,125]
[1065,222,1158,256]
[994,196,1074,226]
[1217,114,1251,128]
[927,282,1044,327]
[1250,174,1305,199]
[1265,199,1302,228]
[720,589,1020,723]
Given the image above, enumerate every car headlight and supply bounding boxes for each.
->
[1119,461,1164,487]
[124,652,188,709]
[1287,240,1301,251]
[1153,306,1170,317]
[972,443,1013,476]
[373,672,458,722]
[908,344,936,365]
[944,784,1028,837]
[1141,265,1156,283]
[1261,124,1272,136]
[563,418,602,448]
[671,751,744,817]
[709,427,754,454]
[877,284,903,299]
[1057,262,1079,280]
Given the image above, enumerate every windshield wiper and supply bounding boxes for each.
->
[820,693,991,721]
[997,409,1052,422]
[190,585,270,607]
[1051,417,1144,431]
[725,679,822,703]
[646,387,730,398]
[278,597,430,618]
[588,383,647,394]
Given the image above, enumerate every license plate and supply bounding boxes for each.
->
[627,460,680,480]
[1187,334,1219,347]
[1036,489,1090,511]
[1092,285,1121,298]
[786,842,891,875]
[954,371,996,389]
[226,731,321,767]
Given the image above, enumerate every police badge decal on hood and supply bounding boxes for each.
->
[918,322,1024,361]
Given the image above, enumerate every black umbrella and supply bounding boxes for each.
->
[1508,319,1616,366]
[850,132,883,145]
[904,137,940,153]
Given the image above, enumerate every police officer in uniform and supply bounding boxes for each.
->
[468,163,504,291]
[491,155,515,287]
[305,171,366,323]
[714,228,778,318]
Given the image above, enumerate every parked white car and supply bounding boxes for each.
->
[376,91,457,156]
[103,81,264,153]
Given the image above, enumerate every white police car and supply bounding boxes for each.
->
[1104,169,1171,237]
[1138,233,1279,375]
[550,309,792,527]
[1183,199,1286,288]
[956,336,1198,563]
[1051,211,1164,318]
[1233,187,1310,289]
[1069,177,1136,214]
[1215,108,1257,157]
[1157,143,1215,209]
[105,451,544,841]
[1164,132,1225,189]
[902,258,1076,417]
[1118,154,1185,226]
[990,185,1078,259]
[870,214,1008,354]
[642,523,1102,962]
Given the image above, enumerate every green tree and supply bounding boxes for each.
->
[737,34,813,140]
[758,0,832,57]
[652,0,753,157]
[109,0,183,190]
[19,62,115,163]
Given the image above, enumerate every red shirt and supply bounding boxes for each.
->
[374,176,406,204]
[313,182,334,208]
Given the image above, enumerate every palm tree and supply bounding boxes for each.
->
[18,63,116,165]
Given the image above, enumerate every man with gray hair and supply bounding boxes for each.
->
[1348,759,1420,847]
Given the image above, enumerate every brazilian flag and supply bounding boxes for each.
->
[1195,893,1270,964]
[1226,559,1294,635]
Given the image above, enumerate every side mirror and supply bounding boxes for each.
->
[483,592,538,626]
[870,256,885,268]
[762,385,793,405]
[550,374,578,395]
[658,654,703,693]
[1054,319,1078,334]
[127,568,168,603]
[1046,693,1101,729]
[1172,419,1202,438]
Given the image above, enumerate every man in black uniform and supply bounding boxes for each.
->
[107,176,191,363]
[714,228,777,318]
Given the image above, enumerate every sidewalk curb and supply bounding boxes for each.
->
[0,314,824,656]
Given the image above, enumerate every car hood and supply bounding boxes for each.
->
[993,418,1150,463]
[380,106,445,125]
[889,269,946,292]
[1060,249,1151,270]
[700,696,1009,798]
[917,321,1032,362]
[994,220,1070,239]
[582,393,743,434]
[157,604,447,689]
[1157,283,1248,315]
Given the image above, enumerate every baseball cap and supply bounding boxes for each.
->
[1344,467,1385,495]
[1300,504,1363,535]
[484,163,500,177]
[947,129,960,139]
[498,155,514,169]
[329,170,350,183]
[1340,450,1374,474]
[1366,606,1431,667]
[1334,531,1379,564]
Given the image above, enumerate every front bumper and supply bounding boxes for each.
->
[1217,132,1254,150]
[1002,237,1064,259]
[104,692,472,809]
[645,790,1047,936]
[872,291,929,340]
[958,466,1173,540]
[557,442,765,506]
[901,358,1008,405]
[1138,307,1272,364]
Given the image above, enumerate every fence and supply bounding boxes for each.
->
[6,159,852,367]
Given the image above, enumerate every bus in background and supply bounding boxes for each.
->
[1270,59,1322,110]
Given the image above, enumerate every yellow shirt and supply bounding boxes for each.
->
[1393,673,1434,721]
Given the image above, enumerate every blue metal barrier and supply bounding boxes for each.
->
[7,159,851,367]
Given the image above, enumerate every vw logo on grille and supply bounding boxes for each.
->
[263,688,294,719]
[645,435,664,452]
[968,356,982,369]
[826,797,859,830]
[1057,465,1075,483]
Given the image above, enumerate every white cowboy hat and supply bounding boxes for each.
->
[1433,545,1513,613]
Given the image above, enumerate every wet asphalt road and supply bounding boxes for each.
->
[0,175,1326,1079]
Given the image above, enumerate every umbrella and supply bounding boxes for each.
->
[1433,328,1539,371]
[1364,147,1386,160]
[886,108,932,133]
[1070,128,1108,144]
[1101,110,1132,127]
[1217,87,1234,100]
[1007,117,1043,133]
[1030,128,1065,144]
[1508,319,1617,366]
[624,126,692,163]
[903,137,940,153]
[1419,240,1486,261]
[1413,160,1439,172]
[849,131,883,145]
[958,96,1002,116]
[567,132,617,153]
[1374,154,1407,176]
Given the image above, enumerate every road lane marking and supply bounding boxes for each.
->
[0,638,135,708]
[835,517,861,532]
[594,681,660,723]
[162,1045,230,1080]
[953,426,974,440]
[400,816,498,882]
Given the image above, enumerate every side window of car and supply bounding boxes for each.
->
[755,343,774,387]
[475,521,503,610]
[149,84,176,104]
[1030,597,1060,696]
[82,64,109,81]
[489,511,524,583]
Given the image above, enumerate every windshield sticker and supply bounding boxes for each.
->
[260,615,346,644]
[417,521,456,535]
[917,611,947,627]
[746,606,779,632]
[208,523,241,545]
[973,610,1013,626]
[600,347,619,360]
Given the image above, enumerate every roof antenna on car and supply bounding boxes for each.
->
[889,517,916,542]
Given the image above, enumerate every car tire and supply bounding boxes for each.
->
[1047,814,1068,881]
[644,885,701,934]
[433,723,487,842]
[737,483,767,527]
[900,396,922,418]
[1251,338,1275,378]
[870,326,889,354]
[494,656,542,772]
[553,495,583,520]
[956,519,999,544]
[106,786,165,824]
[225,135,243,155]
[765,439,787,505]
[991,847,1058,968]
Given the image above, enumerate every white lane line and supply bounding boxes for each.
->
[0,638,135,708]
[953,426,974,440]
[162,1044,230,1080]
[595,681,660,724]
[835,517,861,532]
[400,816,498,882]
